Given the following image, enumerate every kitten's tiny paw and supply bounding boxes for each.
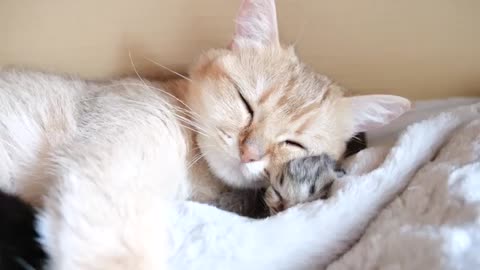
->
[330,178,347,193]
[335,167,346,177]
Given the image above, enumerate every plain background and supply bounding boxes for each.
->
[1,0,479,99]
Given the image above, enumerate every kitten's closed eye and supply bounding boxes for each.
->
[278,171,284,186]
[310,179,333,199]
[335,168,346,177]
[272,187,283,200]
[309,184,316,196]
[318,181,334,199]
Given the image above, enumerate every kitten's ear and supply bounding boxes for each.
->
[344,95,411,132]
[228,0,279,50]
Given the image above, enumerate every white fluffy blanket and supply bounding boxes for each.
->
[329,102,480,269]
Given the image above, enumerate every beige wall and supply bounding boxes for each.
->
[1,0,479,99]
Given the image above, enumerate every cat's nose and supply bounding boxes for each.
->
[240,142,262,163]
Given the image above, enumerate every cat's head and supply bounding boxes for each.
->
[185,0,410,188]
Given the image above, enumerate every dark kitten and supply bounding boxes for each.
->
[0,190,46,270]
[344,132,367,158]
[211,188,269,218]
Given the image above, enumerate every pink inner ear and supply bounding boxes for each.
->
[229,0,279,49]
[347,95,412,132]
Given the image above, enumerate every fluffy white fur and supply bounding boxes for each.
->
[0,70,190,269]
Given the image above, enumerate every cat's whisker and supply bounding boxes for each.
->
[95,87,212,137]
[168,112,210,136]
[128,50,153,93]
[142,56,192,82]
[15,257,36,270]
[128,53,210,132]
[293,18,308,48]
[91,94,211,137]
[187,153,206,169]
[198,145,237,160]
[191,144,217,151]
[114,81,203,121]
[116,55,212,137]
[91,81,201,120]
[127,54,200,120]
[116,96,210,137]
[128,51,196,119]
[260,195,274,215]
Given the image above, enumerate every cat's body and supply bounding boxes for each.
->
[0,71,223,205]
[0,0,415,269]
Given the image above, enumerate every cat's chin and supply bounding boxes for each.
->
[220,164,267,189]
[204,156,267,189]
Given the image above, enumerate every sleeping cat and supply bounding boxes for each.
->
[0,0,411,269]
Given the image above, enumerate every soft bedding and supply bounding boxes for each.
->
[367,97,480,147]
[166,98,480,270]
[328,98,480,269]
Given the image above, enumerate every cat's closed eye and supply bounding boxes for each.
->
[233,83,254,118]
[283,140,306,150]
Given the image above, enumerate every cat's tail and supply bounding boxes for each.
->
[168,103,480,270]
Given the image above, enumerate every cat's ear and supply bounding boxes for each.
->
[344,95,411,132]
[228,0,279,50]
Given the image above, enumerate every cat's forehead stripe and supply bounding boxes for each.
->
[290,86,331,122]
[258,82,279,104]
[198,60,227,80]
[295,116,315,135]
[255,77,267,94]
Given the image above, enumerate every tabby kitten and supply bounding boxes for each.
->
[264,154,345,215]
[261,135,366,215]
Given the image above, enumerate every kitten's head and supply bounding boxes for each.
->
[264,154,343,214]
[185,0,410,188]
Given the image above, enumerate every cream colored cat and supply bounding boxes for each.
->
[0,0,412,269]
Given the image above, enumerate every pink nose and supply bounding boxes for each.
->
[240,143,261,163]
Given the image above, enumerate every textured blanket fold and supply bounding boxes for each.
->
[329,103,480,270]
